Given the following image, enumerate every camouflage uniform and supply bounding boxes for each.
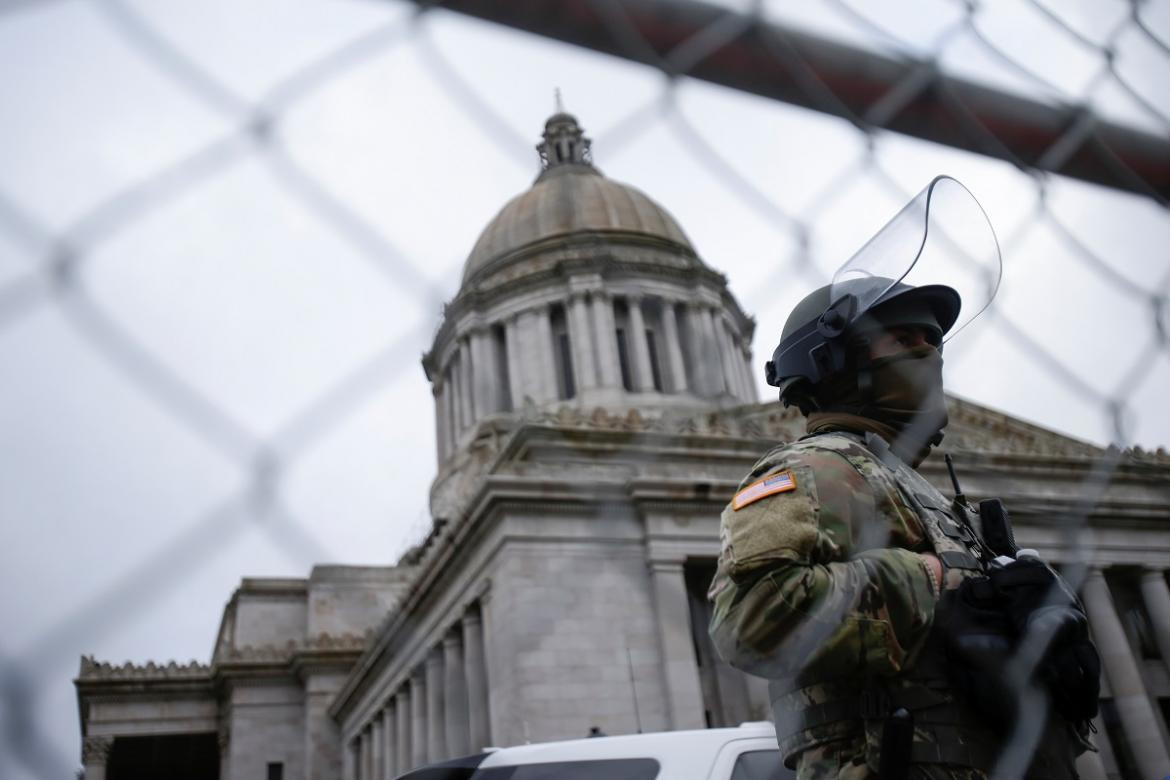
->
[708,429,1079,779]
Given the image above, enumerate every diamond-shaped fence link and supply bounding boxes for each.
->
[0,0,1167,777]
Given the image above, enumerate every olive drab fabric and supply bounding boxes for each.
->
[708,430,1082,779]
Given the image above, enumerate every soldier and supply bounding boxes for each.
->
[708,179,1099,778]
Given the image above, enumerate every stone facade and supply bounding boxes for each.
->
[76,113,1170,780]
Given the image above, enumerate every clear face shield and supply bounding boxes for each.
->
[826,176,1003,342]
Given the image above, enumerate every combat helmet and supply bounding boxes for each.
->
[765,278,960,408]
[765,175,1005,410]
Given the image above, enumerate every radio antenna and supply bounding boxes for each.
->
[944,453,965,503]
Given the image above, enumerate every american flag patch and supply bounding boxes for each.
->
[733,470,797,510]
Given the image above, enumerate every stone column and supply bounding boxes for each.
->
[450,357,464,435]
[479,589,500,743]
[463,606,491,751]
[471,328,496,417]
[714,317,742,400]
[433,379,448,463]
[445,371,458,451]
[1081,567,1170,778]
[426,647,447,761]
[534,307,558,402]
[700,306,727,396]
[444,629,471,756]
[738,342,757,402]
[360,725,373,780]
[395,687,412,776]
[82,735,113,780]
[504,315,525,409]
[382,703,396,780]
[1140,567,1170,676]
[648,560,706,729]
[591,293,621,388]
[626,295,655,392]
[660,301,688,393]
[568,293,598,391]
[686,304,714,395]
[342,736,358,780]
[458,340,474,430]
[411,668,428,768]
[370,714,384,780]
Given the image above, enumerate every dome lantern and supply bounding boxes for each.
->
[535,112,595,176]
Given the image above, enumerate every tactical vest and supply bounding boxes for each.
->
[767,431,1078,777]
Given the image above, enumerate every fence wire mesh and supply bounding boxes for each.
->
[0,0,1168,777]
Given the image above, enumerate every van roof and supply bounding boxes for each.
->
[477,722,777,769]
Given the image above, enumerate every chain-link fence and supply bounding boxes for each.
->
[0,0,1167,777]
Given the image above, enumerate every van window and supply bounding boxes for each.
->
[730,749,788,780]
[475,758,659,779]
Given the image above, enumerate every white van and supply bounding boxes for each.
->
[395,722,791,779]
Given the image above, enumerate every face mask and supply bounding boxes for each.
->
[808,345,948,466]
[866,345,948,456]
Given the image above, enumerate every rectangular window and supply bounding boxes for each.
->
[267,762,284,780]
[615,327,632,391]
[492,323,512,412]
[613,299,633,391]
[645,329,663,392]
[549,304,575,400]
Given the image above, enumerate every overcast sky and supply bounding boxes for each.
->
[1,0,1168,775]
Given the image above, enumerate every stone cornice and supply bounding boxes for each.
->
[464,230,701,290]
[77,655,210,681]
[78,631,372,695]
[214,631,370,669]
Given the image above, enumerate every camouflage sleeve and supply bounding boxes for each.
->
[707,445,937,682]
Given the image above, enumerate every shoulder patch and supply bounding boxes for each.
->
[733,470,797,510]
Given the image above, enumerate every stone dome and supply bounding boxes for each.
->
[461,114,696,285]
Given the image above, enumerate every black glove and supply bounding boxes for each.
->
[939,578,1020,732]
[953,558,1100,725]
[986,557,1078,634]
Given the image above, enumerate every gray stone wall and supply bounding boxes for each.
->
[307,566,406,640]
[226,681,306,780]
[234,589,308,650]
[486,539,669,744]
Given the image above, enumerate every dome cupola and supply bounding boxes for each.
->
[423,111,758,467]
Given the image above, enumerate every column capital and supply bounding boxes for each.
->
[1141,565,1167,578]
[83,735,114,764]
[476,577,493,605]
[648,559,686,574]
[411,665,426,683]
[396,684,412,703]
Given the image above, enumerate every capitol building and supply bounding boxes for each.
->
[76,113,1170,780]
